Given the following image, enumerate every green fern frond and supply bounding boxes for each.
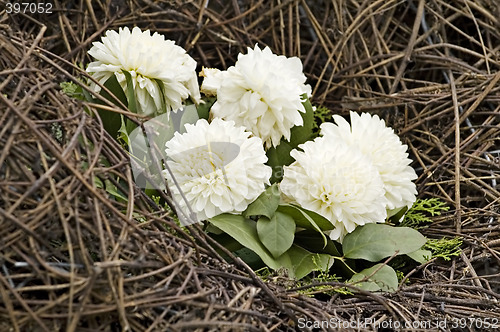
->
[424,237,462,261]
[401,198,450,229]
[294,272,352,296]
[60,81,85,100]
[312,105,332,131]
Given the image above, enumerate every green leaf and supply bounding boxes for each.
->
[95,74,129,138]
[277,204,334,231]
[264,97,313,184]
[93,175,104,189]
[278,245,333,280]
[102,73,128,107]
[387,206,408,223]
[244,184,280,219]
[209,214,280,270]
[125,118,138,135]
[277,204,332,248]
[294,230,341,256]
[234,247,265,269]
[81,86,95,104]
[127,113,175,190]
[209,232,244,252]
[146,113,175,151]
[117,115,130,147]
[288,95,314,147]
[196,97,215,120]
[407,248,432,264]
[208,233,262,268]
[257,212,295,258]
[139,112,174,159]
[178,104,200,133]
[342,224,427,262]
[348,264,398,292]
[266,141,294,183]
[293,230,358,277]
[104,179,128,202]
[122,70,138,113]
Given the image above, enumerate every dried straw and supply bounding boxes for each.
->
[1,0,499,331]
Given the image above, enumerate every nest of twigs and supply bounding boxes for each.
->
[1,0,499,331]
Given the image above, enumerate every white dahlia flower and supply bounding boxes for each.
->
[87,27,201,116]
[280,137,388,241]
[199,67,223,96]
[201,45,312,149]
[320,111,417,216]
[163,118,272,222]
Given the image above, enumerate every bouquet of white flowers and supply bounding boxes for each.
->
[81,26,439,290]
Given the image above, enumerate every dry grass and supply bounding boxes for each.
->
[0,0,499,331]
